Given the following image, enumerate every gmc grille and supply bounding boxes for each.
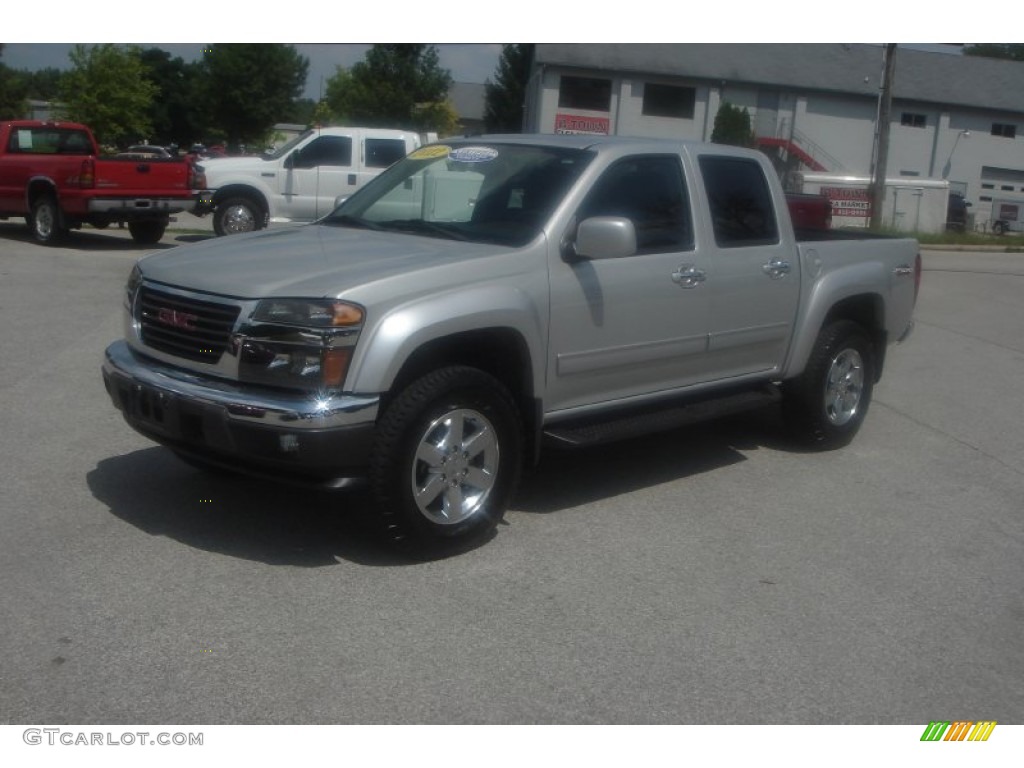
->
[138,287,240,363]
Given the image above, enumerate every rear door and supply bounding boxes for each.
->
[695,153,800,378]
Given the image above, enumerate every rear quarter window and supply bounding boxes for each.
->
[699,156,779,247]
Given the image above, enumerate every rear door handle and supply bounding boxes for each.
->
[672,265,706,288]
[762,258,791,279]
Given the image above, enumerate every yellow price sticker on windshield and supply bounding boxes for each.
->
[409,145,451,160]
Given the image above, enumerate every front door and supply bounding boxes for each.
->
[281,134,355,221]
[547,155,711,413]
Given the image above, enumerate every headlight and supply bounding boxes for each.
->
[252,299,363,327]
[239,300,364,391]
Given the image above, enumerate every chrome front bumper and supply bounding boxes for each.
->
[102,340,379,486]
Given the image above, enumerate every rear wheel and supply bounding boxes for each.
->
[214,196,262,236]
[30,195,67,245]
[128,220,167,245]
[783,320,874,449]
[993,220,1007,236]
[369,366,523,546]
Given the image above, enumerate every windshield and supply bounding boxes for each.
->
[263,129,315,160]
[322,142,594,247]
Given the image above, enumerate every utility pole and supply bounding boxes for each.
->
[870,44,897,230]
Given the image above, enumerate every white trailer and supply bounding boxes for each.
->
[798,173,950,234]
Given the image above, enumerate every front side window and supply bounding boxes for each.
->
[558,76,612,111]
[324,142,594,247]
[699,155,779,247]
[295,135,352,168]
[577,155,693,253]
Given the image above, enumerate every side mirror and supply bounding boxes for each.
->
[568,216,638,261]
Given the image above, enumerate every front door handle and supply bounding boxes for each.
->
[762,258,791,279]
[672,265,706,288]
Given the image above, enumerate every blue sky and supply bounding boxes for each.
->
[2,44,503,99]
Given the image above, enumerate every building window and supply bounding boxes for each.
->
[980,196,992,202]
[558,76,612,112]
[900,113,926,128]
[981,183,995,189]
[992,123,1017,138]
[641,83,696,119]
[899,170,920,177]
[1002,185,1015,191]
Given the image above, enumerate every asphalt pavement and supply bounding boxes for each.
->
[0,224,1021,726]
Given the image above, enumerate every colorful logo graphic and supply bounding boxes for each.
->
[920,721,997,742]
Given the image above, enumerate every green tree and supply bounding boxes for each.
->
[484,44,533,133]
[0,44,29,119]
[23,67,64,101]
[199,44,309,149]
[963,44,1024,62]
[711,102,755,147]
[324,44,452,131]
[138,48,205,148]
[58,44,157,147]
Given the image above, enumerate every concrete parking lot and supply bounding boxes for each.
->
[0,221,1021,725]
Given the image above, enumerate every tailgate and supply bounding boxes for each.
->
[94,158,193,197]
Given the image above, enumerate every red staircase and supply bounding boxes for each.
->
[756,137,827,172]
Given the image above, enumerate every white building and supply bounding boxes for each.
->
[524,44,1024,229]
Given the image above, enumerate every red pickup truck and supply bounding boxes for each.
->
[0,120,204,245]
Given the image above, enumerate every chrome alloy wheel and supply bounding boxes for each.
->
[824,348,865,426]
[410,408,500,525]
[222,203,256,233]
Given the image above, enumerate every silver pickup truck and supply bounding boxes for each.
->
[102,135,919,547]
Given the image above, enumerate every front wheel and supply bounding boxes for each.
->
[30,195,67,245]
[369,366,523,546]
[213,196,262,236]
[783,320,874,449]
[128,220,167,245]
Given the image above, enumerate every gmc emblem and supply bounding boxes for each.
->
[157,308,198,331]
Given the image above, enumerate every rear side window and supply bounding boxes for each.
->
[578,155,693,253]
[699,156,779,247]
[365,138,407,169]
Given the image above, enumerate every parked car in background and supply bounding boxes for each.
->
[785,191,832,230]
[946,193,971,232]
[0,120,203,245]
[193,126,427,236]
[116,145,174,160]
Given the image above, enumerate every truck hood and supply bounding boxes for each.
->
[137,224,505,299]
[196,156,269,179]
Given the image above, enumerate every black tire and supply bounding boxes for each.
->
[128,220,167,245]
[369,366,523,546]
[213,196,263,236]
[783,320,875,449]
[29,194,67,245]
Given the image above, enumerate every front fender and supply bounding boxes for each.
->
[349,283,546,396]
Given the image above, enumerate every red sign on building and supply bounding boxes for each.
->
[554,113,610,135]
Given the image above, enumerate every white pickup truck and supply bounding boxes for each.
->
[104,135,919,549]
[193,126,425,235]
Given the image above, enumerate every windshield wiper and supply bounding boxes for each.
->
[380,219,471,242]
